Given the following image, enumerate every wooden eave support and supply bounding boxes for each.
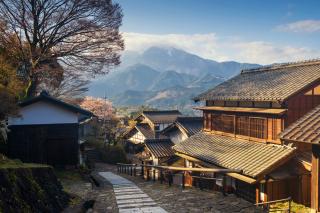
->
[175,152,257,184]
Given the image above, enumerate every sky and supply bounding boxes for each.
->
[115,0,320,64]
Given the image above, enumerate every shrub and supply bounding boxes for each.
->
[100,145,128,164]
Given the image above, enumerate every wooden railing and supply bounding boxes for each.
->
[117,163,241,194]
[256,197,292,213]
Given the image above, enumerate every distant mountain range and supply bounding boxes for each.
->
[87,46,260,115]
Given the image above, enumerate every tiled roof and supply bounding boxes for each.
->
[280,105,320,144]
[142,110,182,124]
[135,123,167,139]
[173,132,295,178]
[176,117,203,136]
[145,139,175,158]
[195,60,320,102]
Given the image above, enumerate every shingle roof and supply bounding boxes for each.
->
[145,139,175,158]
[280,105,320,144]
[195,60,320,102]
[175,117,203,136]
[142,110,182,124]
[173,132,295,178]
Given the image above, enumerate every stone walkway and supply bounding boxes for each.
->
[95,163,264,213]
[99,172,167,213]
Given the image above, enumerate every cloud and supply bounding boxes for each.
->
[276,20,320,33]
[123,32,224,60]
[123,32,320,65]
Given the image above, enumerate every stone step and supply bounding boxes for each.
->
[119,206,168,213]
[116,198,154,205]
[118,202,157,209]
[116,194,149,200]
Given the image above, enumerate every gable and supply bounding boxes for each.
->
[8,101,78,125]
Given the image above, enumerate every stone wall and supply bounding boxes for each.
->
[0,166,69,212]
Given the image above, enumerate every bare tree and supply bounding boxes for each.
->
[0,0,124,97]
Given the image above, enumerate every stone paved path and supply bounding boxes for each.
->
[99,172,168,213]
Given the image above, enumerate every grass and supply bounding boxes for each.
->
[0,155,49,169]
[270,200,311,213]
[54,168,89,207]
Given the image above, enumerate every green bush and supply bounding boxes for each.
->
[100,145,128,164]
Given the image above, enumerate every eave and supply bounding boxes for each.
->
[194,106,287,115]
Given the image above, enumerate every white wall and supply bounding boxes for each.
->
[129,131,146,143]
[169,128,188,144]
[8,101,78,125]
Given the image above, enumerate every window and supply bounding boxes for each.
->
[272,119,278,140]
[249,117,267,139]
[204,112,211,130]
[236,116,249,136]
[212,114,235,134]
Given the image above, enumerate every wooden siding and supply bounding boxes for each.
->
[8,124,79,166]
[311,144,320,211]
[286,81,320,127]
[203,111,284,144]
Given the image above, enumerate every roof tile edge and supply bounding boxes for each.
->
[241,58,320,74]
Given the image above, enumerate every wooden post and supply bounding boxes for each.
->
[153,169,156,182]
[311,144,320,212]
[141,164,144,179]
[288,199,291,213]
[169,171,173,187]
[160,170,163,184]
[222,174,226,196]
[147,168,150,181]
[182,172,185,189]
[130,165,133,176]
[134,166,136,176]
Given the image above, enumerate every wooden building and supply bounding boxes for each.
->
[162,116,203,144]
[173,59,320,209]
[123,110,181,154]
[280,105,320,212]
[8,91,93,166]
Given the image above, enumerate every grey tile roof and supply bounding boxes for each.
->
[176,117,203,136]
[145,139,175,158]
[173,132,295,178]
[280,105,320,144]
[135,123,167,139]
[195,60,320,102]
[142,110,182,124]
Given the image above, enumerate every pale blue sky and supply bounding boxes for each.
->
[116,0,320,64]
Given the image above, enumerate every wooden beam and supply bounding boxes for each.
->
[311,144,320,212]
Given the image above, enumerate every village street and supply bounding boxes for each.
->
[65,163,264,213]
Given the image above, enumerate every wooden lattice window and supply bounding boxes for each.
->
[272,119,278,140]
[249,117,267,139]
[236,116,249,136]
[204,112,211,130]
[212,114,234,134]
[221,115,235,134]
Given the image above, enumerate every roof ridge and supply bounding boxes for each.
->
[241,58,320,74]
[143,110,180,113]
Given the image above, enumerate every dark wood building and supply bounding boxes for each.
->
[8,91,93,166]
[123,110,181,165]
[173,60,320,210]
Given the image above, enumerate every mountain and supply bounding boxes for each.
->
[87,46,261,115]
[120,46,260,78]
[149,70,196,91]
[89,64,160,97]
